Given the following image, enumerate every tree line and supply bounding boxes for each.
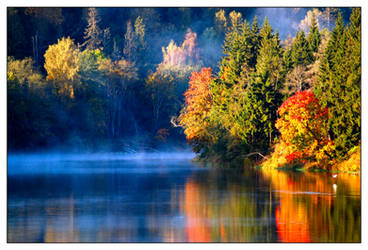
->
[7,7,360,169]
[178,9,360,170]
[8,7,210,151]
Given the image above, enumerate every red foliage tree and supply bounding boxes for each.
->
[275,90,334,165]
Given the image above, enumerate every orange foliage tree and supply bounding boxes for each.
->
[275,90,334,166]
[178,67,213,152]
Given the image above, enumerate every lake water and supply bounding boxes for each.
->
[7,153,361,242]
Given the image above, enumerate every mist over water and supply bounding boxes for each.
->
[8,151,196,175]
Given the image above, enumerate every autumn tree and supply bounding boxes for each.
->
[178,68,213,153]
[282,65,308,95]
[44,37,80,98]
[157,29,201,100]
[299,8,322,32]
[78,48,106,81]
[158,29,200,73]
[275,91,334,166]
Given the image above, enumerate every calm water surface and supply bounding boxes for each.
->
[8,153,361,242]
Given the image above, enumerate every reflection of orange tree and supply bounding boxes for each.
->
[180,176,274,242]
[275,193,311,242]
[183,181,211,242]
[261,169,360,242]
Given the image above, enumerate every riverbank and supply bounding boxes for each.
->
[261,143,360,173]
[191,143,360,174]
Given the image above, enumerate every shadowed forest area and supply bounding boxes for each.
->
[7,7,360,171]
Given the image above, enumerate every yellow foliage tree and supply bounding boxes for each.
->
[44,37,80,98]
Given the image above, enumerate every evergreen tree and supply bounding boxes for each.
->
[82,8,102,50]
[249,16,260,69]
[211,18,254,135]
[314,10,360,160]
[218,18,253,86]
[242,25,284,149]
[307,12,321,53]
[282,48,293,74]
[291,30,313,67]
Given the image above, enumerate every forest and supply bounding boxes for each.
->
[7,7,361,171]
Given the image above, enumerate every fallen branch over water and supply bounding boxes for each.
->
[245,152,268,159]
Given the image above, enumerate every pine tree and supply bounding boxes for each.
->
[218,18,253,86]
[282,48,293,74]
[208,16,258,153]
[307,12,321,53]
[250,16,260,69]
[242,25,284,149]
[226,19,283,150]
[314,10,360,160]
[291,30,313,67]
[82,8,102,50]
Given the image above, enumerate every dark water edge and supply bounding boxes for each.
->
[7,153,361,243]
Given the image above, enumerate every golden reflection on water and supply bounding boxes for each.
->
[179,169,360,243]
[261,169,360,242]
[179,171,274,242]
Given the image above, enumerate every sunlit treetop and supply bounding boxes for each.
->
[158,29,199,73]
[44,37,80,82]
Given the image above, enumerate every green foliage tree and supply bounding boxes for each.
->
[291,30,313,67]
[209,16,255,148]
[241,24,284,150]
[307,12,321,53]
[314,9,361,160]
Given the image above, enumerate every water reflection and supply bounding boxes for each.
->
[179,169,276,242]
[7,158,360,242]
